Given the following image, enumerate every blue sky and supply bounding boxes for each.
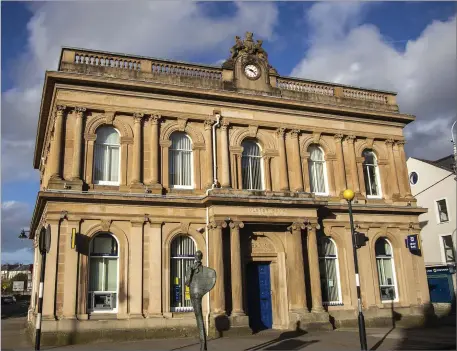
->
[1,1,456,263]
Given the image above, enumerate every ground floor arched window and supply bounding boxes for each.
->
[88,233,119,312]
[170,235,196,312]
[375,238,398,302]
[318,236,342,304]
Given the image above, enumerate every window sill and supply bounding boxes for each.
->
[323,302,344,306]
[92,184,120,191]
[88,312,118,320]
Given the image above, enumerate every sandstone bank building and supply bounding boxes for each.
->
[28,33,430,343]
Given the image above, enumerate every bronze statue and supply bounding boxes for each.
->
[228,32,269,63]
[185,250,216,351]
[230,36,244,59]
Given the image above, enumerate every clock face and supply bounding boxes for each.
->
[244,64,260,79]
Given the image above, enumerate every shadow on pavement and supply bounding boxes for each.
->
[244,321,317,351]
[371,296,456,350]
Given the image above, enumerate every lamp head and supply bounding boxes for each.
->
[343,189,355,201]
[18,229,27,239]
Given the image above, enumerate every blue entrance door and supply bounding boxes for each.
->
[247,263,273,331]
[428,275,453,303]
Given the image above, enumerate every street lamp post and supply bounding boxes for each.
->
[20,226,50,351]
[343,189,368,351]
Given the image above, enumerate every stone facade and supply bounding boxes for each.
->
[28,34,430,346]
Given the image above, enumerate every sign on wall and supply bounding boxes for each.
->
[406,234,421,252]
[12,281,24,292]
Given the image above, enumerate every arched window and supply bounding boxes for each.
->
[362,149,382,198]
[241,140,264,190]
[318,236,342,304]
[88,233,119,312]
[170,235,196,311]
[308,145,328,195]
[169,132,193,189]
[94,126,120,185]
[375,238,398,302]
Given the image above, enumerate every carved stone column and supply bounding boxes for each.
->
[356,157,367,197]
[204,119,214,188]
[229,221,245,316]
[49,105,66,181]
[306,223,324,313]
[148,114,162,192]
[286,222,307,312]
[301,153,310,192]
[129,220,144,317]
[220,119,231,188]
[263,156,272,191]
[209,220,227,315]
[396,140,413,198]
[290,130,304,192]
[71,107,86,182]
[131,113,144,187]
[385,139,400,198]
[334,134,347,194]
[277,128,290,191]
[345,135,360,194]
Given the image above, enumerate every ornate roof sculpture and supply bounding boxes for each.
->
[226,32,277,74]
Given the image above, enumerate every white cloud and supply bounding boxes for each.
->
[1,201,34,260]
[1,1,279,183]
[292,2,457,160]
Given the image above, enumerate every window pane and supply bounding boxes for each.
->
[380,286,395,301]
[437,200,449,222]
[96,126,120,145]
[94,144,107,181]
[105,259,118,291]
[241,141,263,190]
[92,235,117,255]
[326,258,339,302]
[89,258,103,291]
[169,133,192,187]
[170,236,196,310]
[443,236,456,262]
[109,146,120,182]
[368,165,378,196]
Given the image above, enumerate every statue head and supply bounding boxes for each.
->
[245,31,253,40]
[257,39,263,46]
[194,250,203,263]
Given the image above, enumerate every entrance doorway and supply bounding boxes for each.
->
[247,262,273,332]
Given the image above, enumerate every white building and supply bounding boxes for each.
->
[407,155,456,304]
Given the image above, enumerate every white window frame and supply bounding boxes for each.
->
[363,150,382,199]
[169,133,194,190]
[375,238,399,303]
[408,170,419,186]
[170,235,197,312]
[93,127,121,186]
[308,145,329,196]
[241,140,265,191]
[88,233,120,314]
[439,234,456,264]
[319,238,343,305]
[435,198,451,224]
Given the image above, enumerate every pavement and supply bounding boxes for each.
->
[1,317,456,351]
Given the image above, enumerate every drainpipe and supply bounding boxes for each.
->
[204,112,220,336]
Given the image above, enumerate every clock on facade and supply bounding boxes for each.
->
[244,64,260,79]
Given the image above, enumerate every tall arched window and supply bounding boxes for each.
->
[308,145,328,195]
[375,238,398,302]
[170,235,196,311]
[362,149,382,198]
[88,233,119,312]
[241,140,264,190]
[169,132,193,189]
[318,236,342,304]
[94,126,120,185]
